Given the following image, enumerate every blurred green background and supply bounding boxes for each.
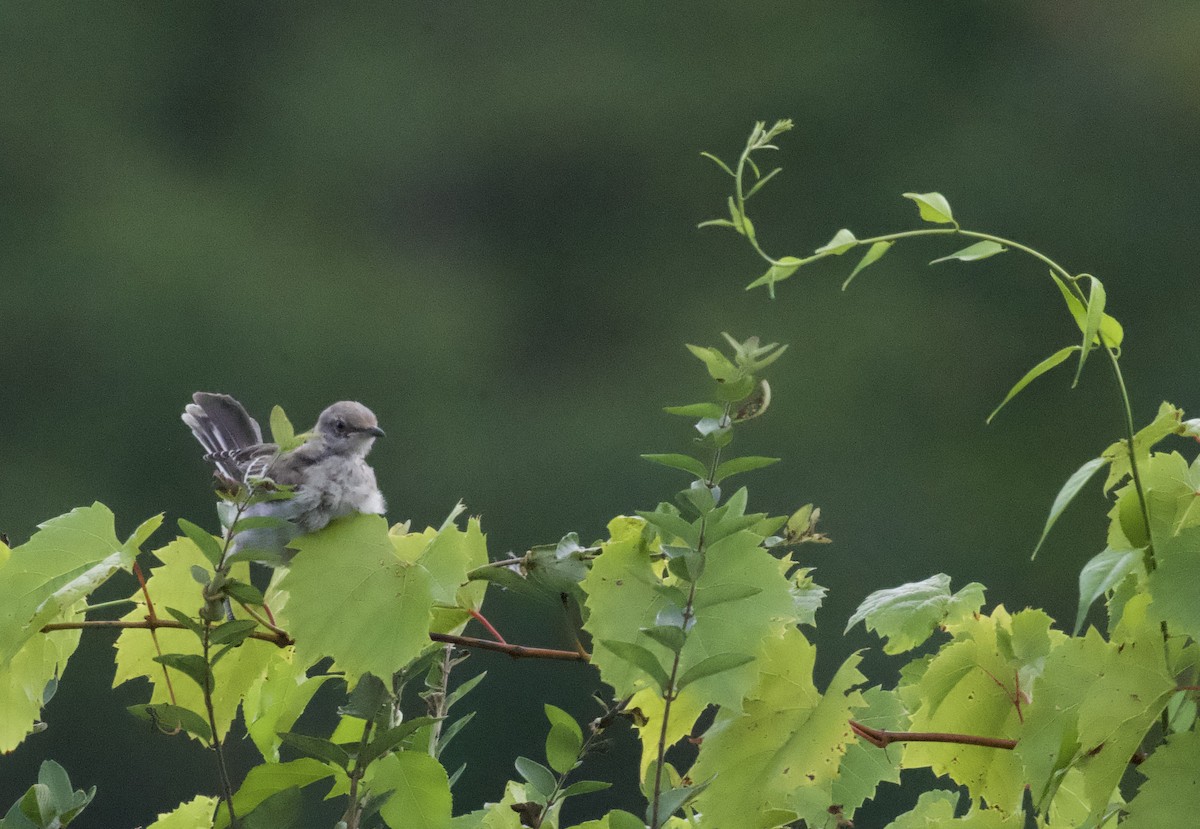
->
[3,2,1199,825]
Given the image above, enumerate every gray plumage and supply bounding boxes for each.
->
[183,392,387,554]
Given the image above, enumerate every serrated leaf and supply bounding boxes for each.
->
[1123,730,1200,828]
[676,652,755,690]
[599,640,670,692]
[1032,456,1108,559]
[244,655,334,762]
[929,240,1006,264]
[277,515,435,682]
[986,346,1080,424]
[641,453,709,479]
[902,191,955,224]
[176,519,224,567]
[368,751,452,829]
[144,795,220,829]
[712,455,779,484]
[842,240,894,290]
[1075,547,1143,634]
[846,574,985,654]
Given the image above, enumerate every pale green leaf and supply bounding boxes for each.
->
[815,228,857,255]
[1072,277,1106,387]
[929,240,1006,264]
[842,240,894,290]
[712,456,779,484]
[370,752,452,829]
[846,574,986,654]
[276,514,435,682]
[676,652,755,690]
[902,191,955,224]
[745,256,803,296]
[213,759,335,829]
[1074,547,1143,635]
[1032,456,1108,559]
[986,346,1080,424]
[1122,731,1200,828]
[145,795,221,829]
[244,653,335,762]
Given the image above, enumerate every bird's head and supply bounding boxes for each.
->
[316,401,385,456]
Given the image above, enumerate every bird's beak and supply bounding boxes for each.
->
[365,426,386,438]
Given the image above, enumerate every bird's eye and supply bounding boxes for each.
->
[334,419,346,433]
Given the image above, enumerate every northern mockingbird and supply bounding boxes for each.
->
[183,392,386,555]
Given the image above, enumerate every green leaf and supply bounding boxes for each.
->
[277,731,351,770]
[690,582,762,610]
[699,151,735,178]
[224,547,287,567]
[223,578,265,607]
[515,756,558,801]
[846,574,985,654]
[213,759,335,829]
[599,640,670,692]
[684,344,740,382]
[815,228,857,255]
[712,455,779,484]
[640,624,686,654]
[1072,276,1106,387]
[560,780,612,798]
[144,796,221,829]
[153,653,212,691]
[690,634,867,828]
[244,656,335,762]
[127,703,212,742]
[210,619,259,646]
[1032,456,1108,559]
[650,780,711,827]
[986,346,1080,424]
[662,402,724,419]
[270,405,295,447]
[1075,547,1143,634]
[176,519,224,567]
[745,257,803,297]
[842,240,894,290]
[361,717,438,766]
[369,751,452,829]
[636,509,700,549]
[1123,730,1200,828]
[640,453,709,479]
[543,705,583,774]
[1048,270,1124,348]
[929,240,1006,264]
[676,652,755,690]
[902,191,955,224]
[277,515,435,683]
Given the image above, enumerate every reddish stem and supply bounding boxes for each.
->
[469,608,508,644]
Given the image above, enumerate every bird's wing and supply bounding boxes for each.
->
[183,392,278,481]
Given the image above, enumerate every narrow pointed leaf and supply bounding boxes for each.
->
[1049,271,1124,347]
[641,454,709,479]
[843,240,894,290]
[663,403,724,419]
[986,346,1080,424]
[699,151,734,178]
[277,732,351,770]
[209,619,258,646]
[640,624,686,654]
[598,640,670,692]
[1075,548,1143,634]
[360,716,437,765]
[929,240,1006,264]
[560,780,612,798]
[676,652,755,691]
[1073,277,1106,387]
[152,653,212,691]
[176,520,224,567]
[744,167,782,199]
[1032,456,1108,559]
[712,456,780,484]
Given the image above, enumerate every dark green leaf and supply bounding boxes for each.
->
[676,653,755,690]
[648,779,711,828]
[437,712,475,756]
[340,673,391,721]
[842,240,894,290]
[152,653,212,690]
[514,756,558,801]
[360,717,437,765]
[224,547,287,567]
[560,780,612,798]
[637,509,700,548]
[127,703,212,741]
[987,346,1080,424]
[640,624,686,654]
[445,671,487,710]
[712,455,779,484]
[177,519,224,567]
[1032,456,1108,559]
[599,640,670,692]
[188,564,211,586]
[277,732,351,770]
[223,579,265,606]
[210,619,259,646]
[641,453,709,479]
[164,606,204,636]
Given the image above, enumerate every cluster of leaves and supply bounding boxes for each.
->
[5,120,1200,829]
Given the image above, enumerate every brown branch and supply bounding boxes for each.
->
[848,720,1148,765]
[430,632,589,662]
[41,619,589,662]
[41,618,294,648]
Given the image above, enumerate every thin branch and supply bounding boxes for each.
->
[41,618,294,648]
[429,632,589,662]
[848,720,1148,765]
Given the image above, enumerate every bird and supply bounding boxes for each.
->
[182,392,387,556]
